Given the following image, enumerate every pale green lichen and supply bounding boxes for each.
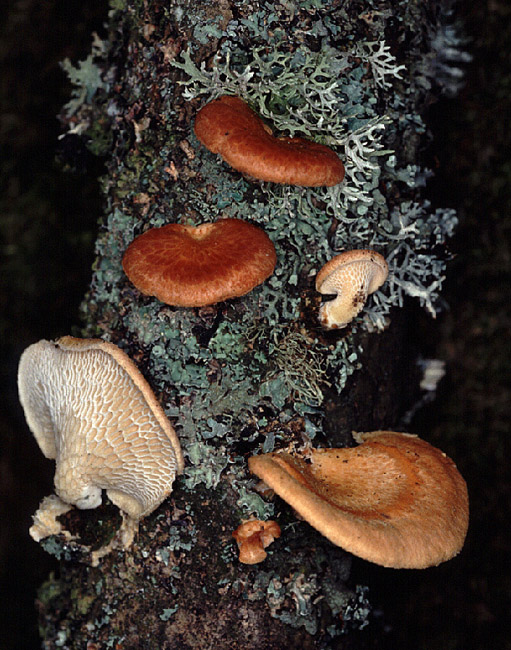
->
[159,606,178,621]
[40,536,74,562]
[275,572,321,635]
[166,521,197,553]
[184,441,231,491]
[61,33,109,120]
[247,555,369,639]
[234,484,274,520]
[355,41,407,89]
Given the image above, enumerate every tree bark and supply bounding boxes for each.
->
[34,0,463,647]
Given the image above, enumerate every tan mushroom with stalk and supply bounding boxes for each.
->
[248,431,469,569]
[316,249,388,329]
[18,336,184,552]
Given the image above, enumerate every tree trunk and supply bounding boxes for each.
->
[34,0,464,647]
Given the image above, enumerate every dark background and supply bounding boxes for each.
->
[1,1,509,649]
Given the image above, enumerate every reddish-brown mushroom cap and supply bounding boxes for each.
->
[122,218,277,307]
[232,519,281,564]
[194,95,345,187]
[248,431,469,569]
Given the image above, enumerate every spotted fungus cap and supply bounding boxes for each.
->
[122,218,276,307]
[194,95,345,187]
[315,249,388,329]
[248,431,469,569]
[18,336,184,522]
[232,519,281,565]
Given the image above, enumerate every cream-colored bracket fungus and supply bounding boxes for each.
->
[194,95,345,187]
[248,431,469,569]
[316,249,389,329]
[123,218,276,307]
[18,336,184,549]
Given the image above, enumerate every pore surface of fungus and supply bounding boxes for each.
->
[194,95,345,187]
[122,218,276,307]
[248,431,469,569]
[18,336,184,528]
[232,519,281,565]
[316,249,389,329]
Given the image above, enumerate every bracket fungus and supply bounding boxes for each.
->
[122,218,276,307]
[316,249,389,329]
[18,336,184,548]
[248,431,469,569]
[232,519,281,565]
[194,95,345,187]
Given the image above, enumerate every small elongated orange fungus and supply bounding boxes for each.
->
[194,95,345,187]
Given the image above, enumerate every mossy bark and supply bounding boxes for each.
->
[36,1,458,648]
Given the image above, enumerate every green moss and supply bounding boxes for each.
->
[37,573,62,608]
[71,589,97,616]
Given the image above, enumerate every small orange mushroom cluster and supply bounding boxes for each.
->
[194,95,345,187]
[232,519,281,564]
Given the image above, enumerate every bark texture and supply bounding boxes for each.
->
[33,0,463,647]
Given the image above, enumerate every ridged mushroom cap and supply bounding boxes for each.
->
[18,336,184,520]
[248,431,469,569]
[315,249,389,329]
[122,218,277,307]
[194,95,345,187]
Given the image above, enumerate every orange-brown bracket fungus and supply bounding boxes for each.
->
[18,336,184,549]
[194,95,345,187]
[122,218,276,307]
[316,249,389,329]
[248,431,469,569]
[232,519,281,565]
